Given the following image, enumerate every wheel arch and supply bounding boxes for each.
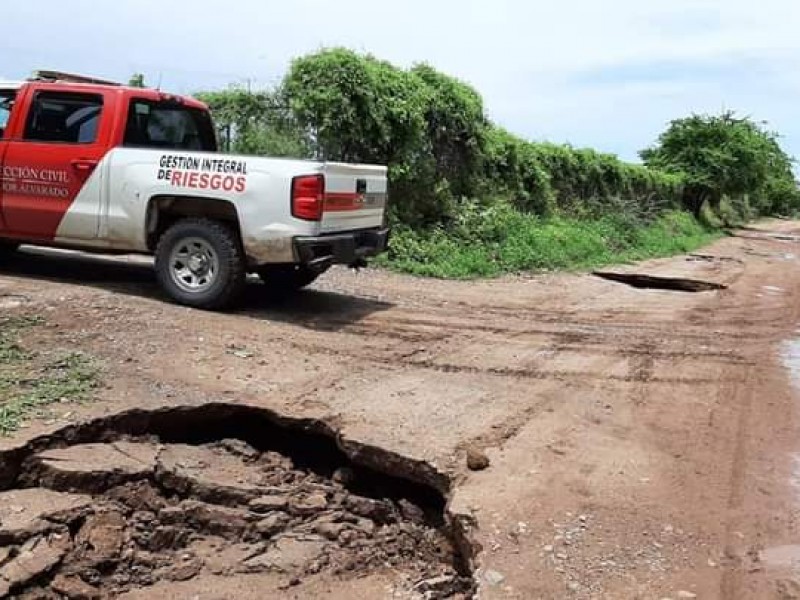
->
[145,195,242,252]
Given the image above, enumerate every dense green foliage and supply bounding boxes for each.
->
[642,112,798,219]
[282,49,489,224]
[481,128,685,220]
[192,49,799,277]
[280,49,689,226]
[379,204,719,278]
[195,88,311,158]
[128,73,146,88]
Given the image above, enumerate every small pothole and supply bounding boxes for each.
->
[593,271,727,292]
[0,404,476,599]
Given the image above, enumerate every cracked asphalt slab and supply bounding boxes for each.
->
[1,220,800,598]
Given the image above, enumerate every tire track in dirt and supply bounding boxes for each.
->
[716,271,800,599]
[4,226,800,598]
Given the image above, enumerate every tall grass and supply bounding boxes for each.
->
[379,203,721,279]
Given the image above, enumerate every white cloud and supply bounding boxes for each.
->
[4,0,800,160]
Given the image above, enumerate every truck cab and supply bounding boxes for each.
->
[0,72,389,309]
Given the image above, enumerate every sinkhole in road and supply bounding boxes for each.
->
[593,271,727,292]
[0,404,476,599]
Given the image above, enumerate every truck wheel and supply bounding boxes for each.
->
[257,264,326,292]
[0,240,19,263]
[155,218,246,310]
[0,242,19,261]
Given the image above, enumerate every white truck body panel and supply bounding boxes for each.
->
[53,148,388,264]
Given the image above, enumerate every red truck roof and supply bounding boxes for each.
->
[4,71,207,111]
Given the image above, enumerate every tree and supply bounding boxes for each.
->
[641,112,798,217]
[283,48,427,165]
[195,87,311,158]
[282,48,491,224]
[410,63,487,199]
[128,73,146,88]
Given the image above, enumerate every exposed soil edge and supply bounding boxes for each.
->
[593,271,727,292]
[0,402,481,575]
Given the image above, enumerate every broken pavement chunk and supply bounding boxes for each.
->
[289,493,328,516]
[156,444,268,504]
[0,535,69,594]
[343,496,395,524]
[249,495,290,513]
[242,536,327,574]
[0,488,92,544]
[30,442,160,493]
[51,574,101,600]
[160,501,254,539]
[75,511,127,566]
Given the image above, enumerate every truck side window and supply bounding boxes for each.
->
[0,91,16,139]
[24,92,103,144]
[124,100,217,151]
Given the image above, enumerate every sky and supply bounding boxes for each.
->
[3,0,800,163]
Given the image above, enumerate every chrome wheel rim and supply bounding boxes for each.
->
[169,237,219,293]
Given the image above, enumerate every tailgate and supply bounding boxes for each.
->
[320,162,388,233]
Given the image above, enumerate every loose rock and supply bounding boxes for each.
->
[344,496,395,523]
[0,536,68,592]
[249,495,290,513]
[156,444,267,504]
[51,574,101,600]
[315,522,347,541]
[164,557,203,582]
[483,569,505,586]
[162,501,253,539]
[466,447,491,471]
[75,511,127,566]
[243,537,327,574]
[290,493,328,516]
[256,513,291,538]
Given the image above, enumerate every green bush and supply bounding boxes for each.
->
[642,112,800,217]
[480,131,684,221]
[281,48,688,227]
[196,88,311,158]
[379,204,719,278]
[283,48,490,226]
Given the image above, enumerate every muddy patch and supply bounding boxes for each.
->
[0,404,475,599]
[593,271,727,292]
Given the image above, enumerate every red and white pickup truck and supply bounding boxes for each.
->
[0,72,389,309]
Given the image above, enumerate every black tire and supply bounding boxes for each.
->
[0,241,19,261]
[257,264,326,292]
[155,218,246,310]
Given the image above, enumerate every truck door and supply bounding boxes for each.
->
[0,88,16,234]
[1,89,110,241]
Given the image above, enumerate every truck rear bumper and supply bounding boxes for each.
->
[294,228,390,269]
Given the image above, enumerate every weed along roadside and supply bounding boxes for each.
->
[0,316,99,435]
[378,208,721,278]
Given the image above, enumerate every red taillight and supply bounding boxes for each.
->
[291,174,325,221]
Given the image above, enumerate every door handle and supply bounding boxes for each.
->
[71,159,98,173]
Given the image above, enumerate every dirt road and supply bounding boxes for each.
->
[1,221,800,599]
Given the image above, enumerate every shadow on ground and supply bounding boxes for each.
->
[0,247,393,330]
